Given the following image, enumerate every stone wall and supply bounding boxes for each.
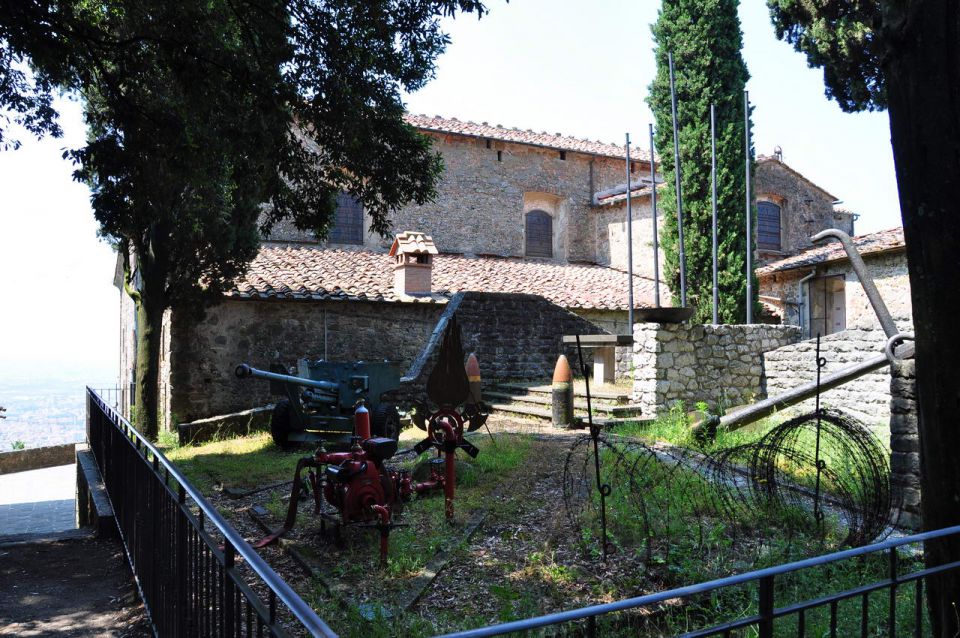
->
[760,251,911,334]
[889,359,921,530]
[754,158,855,263]
[264,132,648,264]
[168,299,444,422]
[167,292,608,422]
[632,323,800,415]
[764,330,894,428]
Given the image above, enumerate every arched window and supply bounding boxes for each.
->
[757,201,782,251]
[328,193,363,245]
[525,209,553,257]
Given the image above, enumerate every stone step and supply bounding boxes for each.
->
[485,390,642,417]
[492,382,631,404]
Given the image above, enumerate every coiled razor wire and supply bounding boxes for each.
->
[562,409,896,567]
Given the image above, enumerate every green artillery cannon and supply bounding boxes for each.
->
[235,359,402,449]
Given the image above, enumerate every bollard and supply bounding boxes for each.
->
[552,355,575,428]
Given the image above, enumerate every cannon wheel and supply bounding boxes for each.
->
[372,403,401,441]
[270,400,299,451]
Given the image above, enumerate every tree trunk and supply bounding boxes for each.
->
[882,1,960,634]
[134,295,165,440]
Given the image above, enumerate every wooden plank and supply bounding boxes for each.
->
[560,334,633,346]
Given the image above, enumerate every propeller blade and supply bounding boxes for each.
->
[459,440,480,458]
[413,438,434,455]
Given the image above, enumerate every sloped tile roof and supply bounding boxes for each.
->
[404,113,653,163]
[228,243,660,310]
[757,227,905,276]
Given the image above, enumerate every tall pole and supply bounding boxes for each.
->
[625,132,635,330]
[649,123,660,308]
[744,90,753,324]
[711,104,719,324]
[668,51,687,308]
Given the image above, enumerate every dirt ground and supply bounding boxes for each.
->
[0,537,150,637]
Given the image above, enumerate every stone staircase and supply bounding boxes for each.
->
[485,381,647,427]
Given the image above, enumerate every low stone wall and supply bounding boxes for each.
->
[0,443,76,475]
[177,405,274,446]
[632,323,800,416]
[764,329,892,427]
[890,360,921,530]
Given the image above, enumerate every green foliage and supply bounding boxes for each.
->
[0,0,488,438]
[647,0,756,323]
[10,440,25,450]
[767,0,884,112]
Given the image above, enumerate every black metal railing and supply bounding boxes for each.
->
[86,387,337,638]
[436,526,960,637]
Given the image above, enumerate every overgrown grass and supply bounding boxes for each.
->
[160,432,302,493]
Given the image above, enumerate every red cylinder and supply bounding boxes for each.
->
[355,402,371,440]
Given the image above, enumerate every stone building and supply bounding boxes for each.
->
[114,114,856,427]
[758,227,912,426]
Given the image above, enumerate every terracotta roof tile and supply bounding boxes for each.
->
[228,244,661,310]
[404,113,653,163]
[757,227,905,276]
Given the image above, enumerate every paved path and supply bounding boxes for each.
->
[0,537,149,636]
[0,464,76,540]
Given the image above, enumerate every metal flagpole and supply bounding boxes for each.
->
[711,104,719,324]
[668,51,687,308]
[649,123,660,308]
[625,133,635,329]
[744,90,753,324]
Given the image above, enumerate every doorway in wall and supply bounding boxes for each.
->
[808,274,846,337]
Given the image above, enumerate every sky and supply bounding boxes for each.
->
[0,0,901,384]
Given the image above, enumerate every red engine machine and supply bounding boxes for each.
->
[256,317,487,566]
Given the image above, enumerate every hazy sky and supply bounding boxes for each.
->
[0,1,901,383]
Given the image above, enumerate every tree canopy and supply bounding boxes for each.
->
[766,2,960,634]
[0,0,487,436]
[648,0,753,323]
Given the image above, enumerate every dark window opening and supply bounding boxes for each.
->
[497,150,502,162]
[630,161,637,173]
[329,193,364,245]
[415,254,430,264]
[485,138,492,149]
[525,209,553,258]
[559,150,566,160]
[808,275,846,337]
[757,201,782,251]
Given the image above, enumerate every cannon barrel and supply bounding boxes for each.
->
[235,363,339,393]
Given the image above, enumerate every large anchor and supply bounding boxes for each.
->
[410,316,481,520]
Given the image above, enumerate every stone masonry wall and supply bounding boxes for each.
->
[265,132,648,265]
[754,158,854,264]
[632,323,800,416]
[889,359,921,530]
[168,293,608,422]
[169,299,443,422]
[764,330,892,428]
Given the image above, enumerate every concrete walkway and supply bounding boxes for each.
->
[0,464,77,541]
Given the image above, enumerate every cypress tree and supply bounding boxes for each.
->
[647,0,756,323]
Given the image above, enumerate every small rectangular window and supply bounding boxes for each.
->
[328,193,364,245]
[757,201,782,250]
[497,151,502,162]
[559,151,567,160]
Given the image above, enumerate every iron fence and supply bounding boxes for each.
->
[435,525,960,638]
[85,387,336,638]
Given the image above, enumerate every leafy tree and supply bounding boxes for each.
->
[768,1,960,633]
[0,0,486,438]
[647,0,755,323]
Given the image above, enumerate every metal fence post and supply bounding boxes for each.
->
[759,575,774,638]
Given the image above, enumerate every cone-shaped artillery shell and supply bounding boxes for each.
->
[465,353,482,405]
[552,355,574,427]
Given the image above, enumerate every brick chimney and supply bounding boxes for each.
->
[389,231,438,296]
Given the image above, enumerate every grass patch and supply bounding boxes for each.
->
[161,432,302,493]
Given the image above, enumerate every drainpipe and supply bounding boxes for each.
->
[797,269,817,337]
